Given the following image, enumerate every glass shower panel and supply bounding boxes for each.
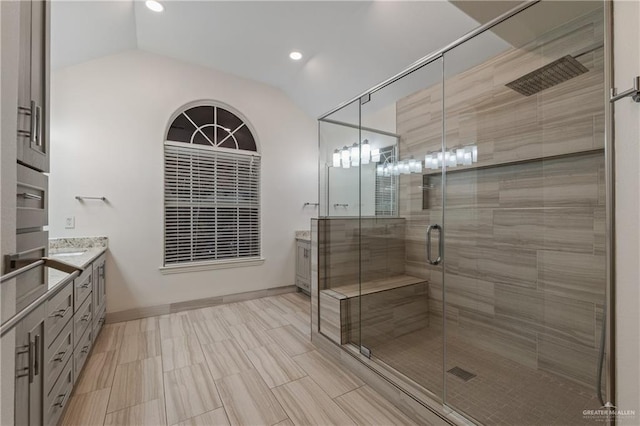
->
[442,2,606,424]
[358,58,444,402]
[317,100,362,347]
[319,101,362,218]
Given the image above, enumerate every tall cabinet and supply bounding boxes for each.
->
[14,1,50,421]
[17,0,49,173]
[1,0,50,425]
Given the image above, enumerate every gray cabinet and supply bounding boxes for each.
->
[10,250,108,426]
[42,284,73,426]
[43,282,72,350]
[16,0,49,173]
[92,254,106,336]
[14,304,45,426]
[43,354,72,426]
[73,267,92,311]
[295,239,311,294]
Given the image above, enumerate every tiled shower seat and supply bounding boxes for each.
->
[319,275,429,346]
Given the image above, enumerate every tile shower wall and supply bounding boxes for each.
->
[317,218,431,350]
[317,218,406,291]
[396,9,605,390]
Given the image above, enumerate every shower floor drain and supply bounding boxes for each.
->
[447,366,476,382]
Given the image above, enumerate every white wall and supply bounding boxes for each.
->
[49,50,317,313]
[362,103,397,134]
[613,0,640,416]
[328,164,376,216]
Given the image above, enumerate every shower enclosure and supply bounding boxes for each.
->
[314,1,611,424]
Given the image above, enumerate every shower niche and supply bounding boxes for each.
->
[315,2,609,425]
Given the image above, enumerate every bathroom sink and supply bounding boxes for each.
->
[53,251,86,257]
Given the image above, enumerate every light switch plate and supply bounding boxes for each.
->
[65,216,75,229]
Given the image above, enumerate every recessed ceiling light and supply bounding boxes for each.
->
[145,0,164,12]
[289,51,303,61]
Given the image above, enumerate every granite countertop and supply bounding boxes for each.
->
[295,230,311,241]
[47,237,108,290]
[48,247,107,290]
[0,237,108,329]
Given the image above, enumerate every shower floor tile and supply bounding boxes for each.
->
[369,327,601,425]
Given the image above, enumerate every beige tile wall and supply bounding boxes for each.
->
[396,9,606,390]
[317,217,407,291]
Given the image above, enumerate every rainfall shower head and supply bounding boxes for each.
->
[505,54,589,96]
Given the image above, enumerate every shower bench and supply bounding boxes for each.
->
[319,275,429,347]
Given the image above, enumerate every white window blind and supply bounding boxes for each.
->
[164,142,260,265]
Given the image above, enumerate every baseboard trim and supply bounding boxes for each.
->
[106,285,297,323]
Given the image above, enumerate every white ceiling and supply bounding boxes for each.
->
[51,1,507,118]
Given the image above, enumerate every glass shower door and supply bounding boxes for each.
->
[358,58,445,402]
[442,2,607,424]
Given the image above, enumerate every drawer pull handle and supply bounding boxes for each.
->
[54,390,69,408]
[80,282,90,289]
[81,345,89,354]
[34,335,40,377]
[49,307,70,318]
[28,339,34,383]
[81,314,91,322]
[30,100,37,145]
[53,350,67,362]
[35,104,42,147]
[17,192,42,201]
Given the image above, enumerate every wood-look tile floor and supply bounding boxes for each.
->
[61,292,418,426]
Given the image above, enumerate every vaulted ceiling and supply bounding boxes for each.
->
[51,1,510,117]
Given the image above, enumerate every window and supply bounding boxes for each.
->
[163,103,261,268]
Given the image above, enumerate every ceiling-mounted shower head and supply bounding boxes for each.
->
[505,55,589,96]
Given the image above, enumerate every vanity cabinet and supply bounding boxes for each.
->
[14,305,45,426]
[8,251,108,426]
[92,254,106,337]
[73,268,92,312]
[42,286,73,426]
[295,239,311,294]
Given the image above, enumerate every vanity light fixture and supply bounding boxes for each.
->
[350,143,360,167]
[408,157,422,173]
[402,161,412,175]
[371,148,381,163]
[289,51,303,61]
[425,144,479,170]
[332,150,341,168]
[340,147,351,168]
[333,141,422,176]
[145,0,164,12]
[361,140,371,165]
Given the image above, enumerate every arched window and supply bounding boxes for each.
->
[163,103,260,267]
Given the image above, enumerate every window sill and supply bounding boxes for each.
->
[159,257,265,274]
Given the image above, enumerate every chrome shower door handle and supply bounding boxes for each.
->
[426,224,442,265]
